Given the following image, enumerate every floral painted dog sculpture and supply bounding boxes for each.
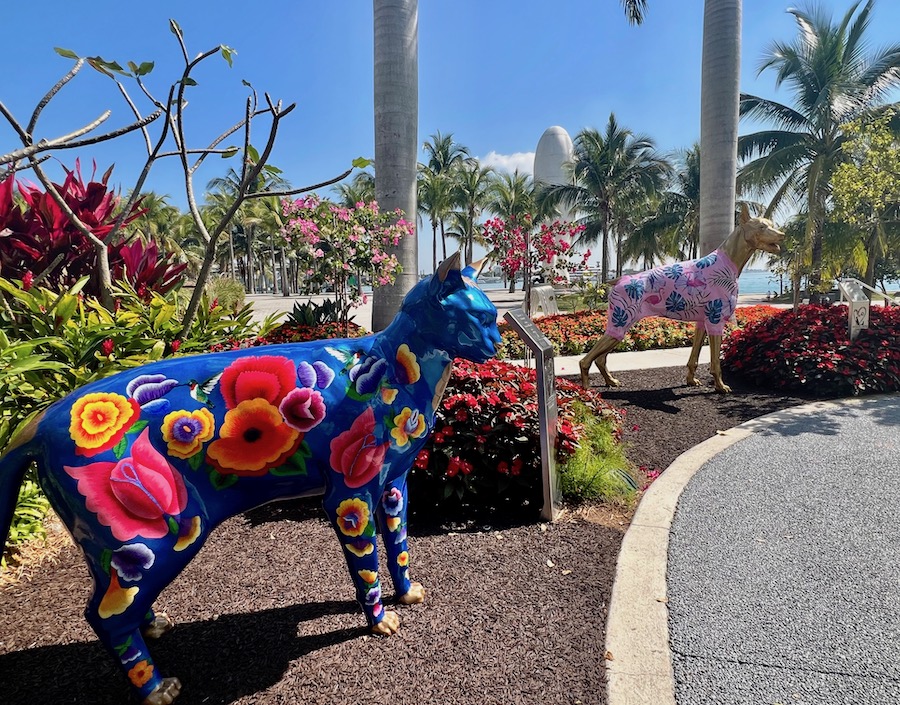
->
[580,204,784,393]
[0,253,500,705]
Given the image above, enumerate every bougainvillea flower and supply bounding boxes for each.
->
[345,540,375,557]
[64,429,188,541]
[161,408,215,459]
[330,408,389,488]
[98,572,140,619]
[219,355,296,409]
[126,374,179,414]
[397,551,410,567]
[390,407,426,447]
[296,360,335,389]
[206,398,300,476]
[70,392,140,457]
[358,569,378,584]
[395,344,421,385]
[279,387,326,432]
[382,487,404,516]
[348,356,388,396]
[127,660,155,688]
[386,516,402,532]
[335,497,370,537]
[174,515,202,552]
[110,543,155,581]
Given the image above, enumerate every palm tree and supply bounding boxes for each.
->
[699,0,742,256]
[333,170,376,208]
[538,114,671,281]
[421,131,470,263]
[417,166,453,272]
[620,0,648,24]
[486,170,538,223]
[372,0,418,331]
[737,0,900,299]
[449,160,494,263]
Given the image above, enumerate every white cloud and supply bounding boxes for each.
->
[478,150,535,175]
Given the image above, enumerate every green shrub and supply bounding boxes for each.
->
[286,298,341,327]
[3,471,49,552]
[205,276,246,313]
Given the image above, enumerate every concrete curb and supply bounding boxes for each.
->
[604,397,858,705]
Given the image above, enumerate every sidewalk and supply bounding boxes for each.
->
[607,394,900,705]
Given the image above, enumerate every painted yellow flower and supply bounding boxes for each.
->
[386,516,402,532]
[335,498,370,537]
[390,407,427,447]
[98,572,139,619]
[381,388,398,404]
[174,516,202,552]
[397,551,409,567]
[396,344,421,385]
[161,408,215,459]
[128,660,155,688]
[345,540,374,557]
[70,393,140,456]
[358,569,378,584]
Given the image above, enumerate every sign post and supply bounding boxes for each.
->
[839,279,870,341]
[503,309,561,521]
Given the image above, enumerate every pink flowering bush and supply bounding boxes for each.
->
[280,195,412,335]
[481,216,590,285]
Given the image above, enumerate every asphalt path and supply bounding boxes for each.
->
[667,395,900,705]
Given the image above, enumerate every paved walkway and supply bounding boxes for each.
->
[607,394,900,705]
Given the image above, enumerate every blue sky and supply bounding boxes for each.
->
[3,1,900,273]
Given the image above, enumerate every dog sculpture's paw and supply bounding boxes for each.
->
[605,376,621,388]
[142,677,181,705]
[398,582,426,605]
[143,613,175,639]
[715,383,732,394]
[371,610,401,636]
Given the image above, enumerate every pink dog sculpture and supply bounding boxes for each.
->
[0,253,500,704]
[580,205,784,392]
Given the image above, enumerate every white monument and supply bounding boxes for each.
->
[533,126,577,282]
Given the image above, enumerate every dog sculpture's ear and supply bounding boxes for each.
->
[462,256,489,281]
[429,252,463,297]
[739,202,751,224]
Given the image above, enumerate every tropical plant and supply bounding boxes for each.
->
[538,114,672,281]
[333,170,376,208]
[448,160,494,264]
[737,0,900,299]
[419,131,471,270]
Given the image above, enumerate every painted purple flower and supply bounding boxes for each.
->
[348,357,388,396]
[126,374,179,414]
[110,543,155,581]
[365,585,381,606]
[279,387,327,432]
[297,360,336,389]
[382,487,404,517]
[119,643,142,664]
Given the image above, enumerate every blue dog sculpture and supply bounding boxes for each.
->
[0,253,500,704]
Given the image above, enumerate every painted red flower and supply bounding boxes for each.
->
[64,428,188,541]
[219,355,296,409]
[329,407,389,488]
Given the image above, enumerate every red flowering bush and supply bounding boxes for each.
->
[496,305,781,358]
[723,304,900,397]
[407,358,627,517]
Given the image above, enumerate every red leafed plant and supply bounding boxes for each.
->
[723,304,900,397]
[0,162,181,299]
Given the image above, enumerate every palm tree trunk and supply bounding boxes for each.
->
[270,233,277,293]
[372,0,419,331]
[228,231,235,279]
[432,219,438,272]
[247,226,256,294]
[699,0,741,255]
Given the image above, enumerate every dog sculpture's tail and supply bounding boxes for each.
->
[0,438,37,551]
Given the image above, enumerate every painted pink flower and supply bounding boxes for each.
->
[64,429,188,541]
[329,408,389,488]
[279,387,327,432]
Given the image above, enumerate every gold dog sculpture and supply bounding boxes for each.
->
[580,204,784,393]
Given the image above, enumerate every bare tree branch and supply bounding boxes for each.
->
[245,166,351,200]
[27,58,85,135]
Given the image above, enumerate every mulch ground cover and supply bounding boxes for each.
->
[0,364,814,705]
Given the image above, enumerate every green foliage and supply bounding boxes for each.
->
[558,403,636,502]
[286,298,341,327]
[205,276,246,314]
[4,471,49,551]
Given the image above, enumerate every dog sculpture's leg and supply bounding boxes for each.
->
[323,490,400,636]
[83,564,182,705]
[377,478,425,605]
[686,324,707,387]
[708,335,732,393]
[579,335,621,389]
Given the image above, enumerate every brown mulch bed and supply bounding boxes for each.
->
[0,364,813,705]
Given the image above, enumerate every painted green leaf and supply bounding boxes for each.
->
[128,420,149,435]
[100,549,112,574]
[270,464,307,477]
[113,437,128,459]
[209,470,238,490]
[362,521,376,538]
[188,454,205,471]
